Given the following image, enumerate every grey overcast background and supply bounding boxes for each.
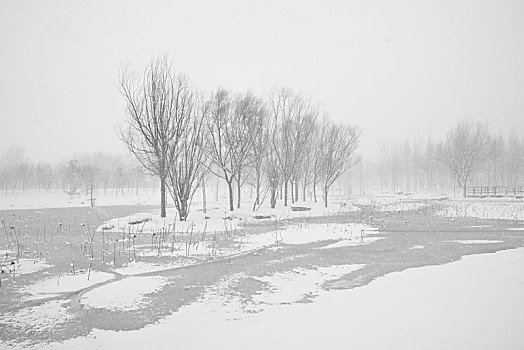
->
[1,0,523,162]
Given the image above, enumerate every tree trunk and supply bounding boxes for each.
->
[284,180,288,206]
[202,180,207,214]
[215,176,219,202]
[237,171,241,209]
[294,181,299,202]
[463,178,468,198]
[313,183,317,203]
[179,198,188,221]
[324,185,329,207]
[160,176,167,218]
[270,185,277,208]
[302,181,307,201]
[253,178,260,211]
[227,179,234,211]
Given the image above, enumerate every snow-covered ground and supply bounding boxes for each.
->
[351,192,524,221]
[27,247,524,350]
[0,189,159,210]
[96,200,360,235]
[105,222,379,276]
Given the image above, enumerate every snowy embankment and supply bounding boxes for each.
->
[95,201,371,276]
[439,199,524,221]
[29,248,524,350]
[350,193,445,212]
[105,221,380,276]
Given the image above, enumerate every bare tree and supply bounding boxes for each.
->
[167,93,208,221]
[266,147,282,209]
[319,121,361,207]
[206,89,256,211]
[297,121,320,201]
[270,89,317,206]
[439,120,492,197]
[247,99,270,210]
[80,164,99,207]
[119,57,190,217]
[231,92,261,208]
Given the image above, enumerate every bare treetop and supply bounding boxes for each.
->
[119,56,194,217]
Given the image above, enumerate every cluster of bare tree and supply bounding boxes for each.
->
[0,146,152,198]
[375,120,523,197]
[119,57,361,220]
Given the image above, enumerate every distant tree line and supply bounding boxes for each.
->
[0,146,154,197]
[375,120,523,197]
[119,56,361,219]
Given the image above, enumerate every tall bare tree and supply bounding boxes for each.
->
[439,120,492,197]
[167,93,208,221]
[231,92,261,208]
[207,89,255,211]
[246,98,270,210]
[319,121,361,207]
[270,89,317,206]
[119,57,190,217]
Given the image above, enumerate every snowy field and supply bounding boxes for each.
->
[25,248,524,350]
[0,189,159,210]
[1,191,524,349]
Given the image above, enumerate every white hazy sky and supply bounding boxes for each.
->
[1,0,523,162]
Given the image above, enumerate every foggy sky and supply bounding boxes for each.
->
[1,0,523,162]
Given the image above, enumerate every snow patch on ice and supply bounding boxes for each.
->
[23,271,114,300]
[253,264,363,306]
[81,276,168,311]
[448,240,504,245]
[0,256,53,276]
[273,223,377,246]
[0,299,72,333]
[318,237,384,249]
[114,260,193,276]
